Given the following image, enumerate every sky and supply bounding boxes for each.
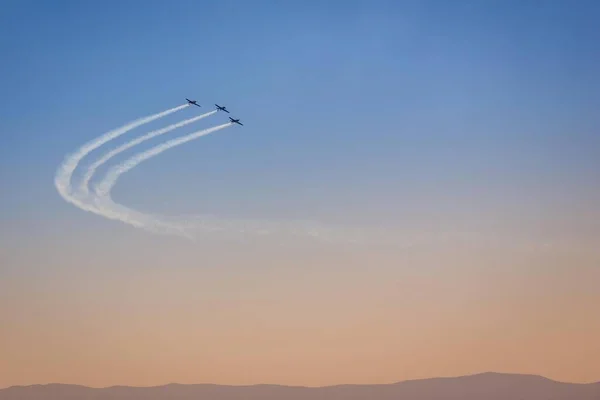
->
[1,0,599,388]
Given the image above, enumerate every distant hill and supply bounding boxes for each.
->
[2,372,599,400]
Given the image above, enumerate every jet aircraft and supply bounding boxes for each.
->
[215,104,230,113]
[186,98,201,107]
[229,117,243,126]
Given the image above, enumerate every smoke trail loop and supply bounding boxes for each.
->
[94,123,232,199]
[78,110,217,198]
[54,104,188,213]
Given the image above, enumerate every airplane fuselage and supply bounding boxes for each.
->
[215,104,230,113]
[229,117,243,126]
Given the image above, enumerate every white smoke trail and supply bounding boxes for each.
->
[94,122,232,199]
[78,110,217,198]
[52,104,404,245]
[90,121,395,243]
[90,123,233,234]
[53,104,411,245]
[54,104,188,213]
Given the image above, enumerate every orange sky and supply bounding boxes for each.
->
[1,230,599,388]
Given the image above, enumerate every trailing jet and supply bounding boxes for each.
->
[186,98,201,107]
[215,104,230,113]
[229,117,243,126]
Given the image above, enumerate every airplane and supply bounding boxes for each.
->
[215,104,230,113]
[186,98,201,107]
[229,117,243,126]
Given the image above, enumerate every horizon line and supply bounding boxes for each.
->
[3,371,599,391]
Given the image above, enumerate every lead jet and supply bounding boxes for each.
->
[229,117,243,126]
[215,104,230,113]
[186,98,201,107]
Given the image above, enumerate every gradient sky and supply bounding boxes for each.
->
[1,0,599,388]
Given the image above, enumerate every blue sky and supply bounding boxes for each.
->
[1,0,599,236]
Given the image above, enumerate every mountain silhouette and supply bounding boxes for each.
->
[2,373,599,400]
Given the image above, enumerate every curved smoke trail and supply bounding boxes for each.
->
[90,121,387,244]
[78,110,217,198]
[91,123,233,236]
[54,104,188,214]
[94,123,232,199]
[56,105,397,244]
